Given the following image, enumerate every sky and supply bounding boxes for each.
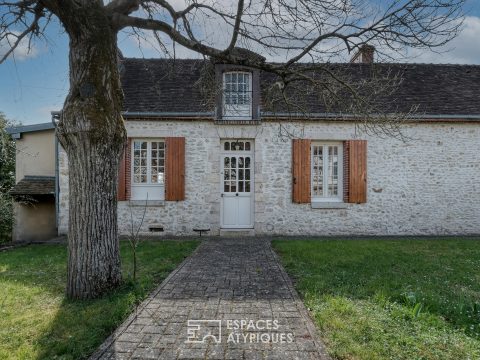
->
[1,0,480,125]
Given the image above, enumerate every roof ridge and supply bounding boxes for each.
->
[122,57,480,67]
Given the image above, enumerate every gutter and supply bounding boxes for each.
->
[122,111,214,118]
[122,111,480,122]
[260,112,480,121]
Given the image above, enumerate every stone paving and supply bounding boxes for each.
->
[90,238,330,360]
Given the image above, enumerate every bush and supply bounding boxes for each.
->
[0,192,13,243]
[0,112,16,244]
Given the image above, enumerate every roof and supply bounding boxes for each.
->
[7,122,55,139]
[9,176,55,197]
[120,58,480,119]
[121,58,211,115]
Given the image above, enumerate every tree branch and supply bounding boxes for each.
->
[224,0,244,53]
[0,1,45,64]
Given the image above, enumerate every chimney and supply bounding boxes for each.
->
[350,45,375,64]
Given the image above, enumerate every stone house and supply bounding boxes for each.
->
[52,48,480,237]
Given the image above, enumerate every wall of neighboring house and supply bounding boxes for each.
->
[14,199,57,242]
[15,130,56,182]
[58,120,480,236]
[13,129,57,242]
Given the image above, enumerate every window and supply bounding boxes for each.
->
[223,71,252,119]
[131,139,165,200]
[223,140,251,151]
[311,142,343,202]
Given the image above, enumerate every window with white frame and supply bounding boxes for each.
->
[311,142,343,202]
[223,71,252,119]
[131,139,165,200]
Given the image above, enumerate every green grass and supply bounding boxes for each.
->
[0,240,198,360]
[273,238,480,360]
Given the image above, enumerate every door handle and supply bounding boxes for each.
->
[236,193,239,196]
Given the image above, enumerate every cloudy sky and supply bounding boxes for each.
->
[1,0,480,125]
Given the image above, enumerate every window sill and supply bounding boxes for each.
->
[127,200,165,207]
[311,202,347,209]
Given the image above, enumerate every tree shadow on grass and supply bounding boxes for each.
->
[35,282,145,359]
[0,241,199,360]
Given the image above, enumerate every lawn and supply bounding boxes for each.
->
[273,238,480,360]
[0,240,198,360]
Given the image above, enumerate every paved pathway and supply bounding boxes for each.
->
[91,238,330,360]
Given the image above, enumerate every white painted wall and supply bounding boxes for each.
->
[58,120,480,236]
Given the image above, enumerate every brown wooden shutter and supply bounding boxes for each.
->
[292,139,311,203]
[165,137,185,201]
[345,140,367,203]
[117,143,127,201]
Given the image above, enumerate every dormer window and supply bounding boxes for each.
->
[223,71,252,119]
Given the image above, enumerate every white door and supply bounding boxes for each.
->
[220,140,254,228]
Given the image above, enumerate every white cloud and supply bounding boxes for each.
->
[120,2,480,66]
[36,104,62,118]
[0,32,39,61]
[403,16,480,64]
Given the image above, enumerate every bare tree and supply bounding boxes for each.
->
[0,0,465,299]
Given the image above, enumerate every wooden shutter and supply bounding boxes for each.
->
[345,140,367,203]
[292,139,311,203]
[165,137,185,201]
[117,144,127,201]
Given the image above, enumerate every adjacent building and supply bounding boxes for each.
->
[7,123,57,242]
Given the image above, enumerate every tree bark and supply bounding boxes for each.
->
[56,6,126,299]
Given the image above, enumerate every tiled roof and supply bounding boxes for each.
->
[121,58,480,117]
[121,59,210,114]
[10,176,55,196]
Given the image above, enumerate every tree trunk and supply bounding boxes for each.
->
[56,8,126,299]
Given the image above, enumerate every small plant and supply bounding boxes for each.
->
[127,195,148,282]
[412,302,423,318]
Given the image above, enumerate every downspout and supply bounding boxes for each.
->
[51,112,60,232]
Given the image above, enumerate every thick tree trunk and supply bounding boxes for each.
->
[56,8,126,299]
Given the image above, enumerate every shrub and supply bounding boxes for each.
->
[0,112,16,244]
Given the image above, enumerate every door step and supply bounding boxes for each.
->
[219,229,255,237]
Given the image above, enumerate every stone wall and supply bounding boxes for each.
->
[58,120,480,236]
